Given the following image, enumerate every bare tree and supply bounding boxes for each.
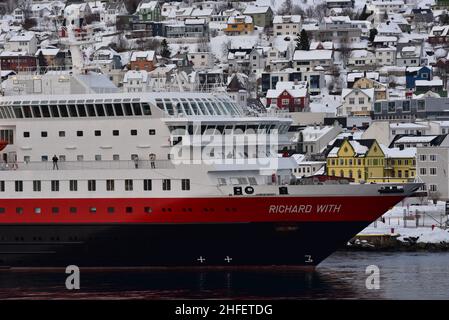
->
[277,0,293,15]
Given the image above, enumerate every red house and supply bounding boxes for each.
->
[0,52,37,72]
[266,88,309,112]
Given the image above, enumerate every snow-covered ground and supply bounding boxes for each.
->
[359,201,449,244]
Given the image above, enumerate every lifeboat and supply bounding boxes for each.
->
[0,140,8,151]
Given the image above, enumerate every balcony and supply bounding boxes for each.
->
[0,160,175,171]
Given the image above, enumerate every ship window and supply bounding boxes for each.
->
[95,155,102,161]
[13,106,23,118]
[34,208,41,214]
[41,131,47,137]
[164,100,174,115]
[0,208,5,214]
[77,104,87,117]
[69,180,77,191]
[32,106,41,118]
[248,177,258,185]
[59,105,69,117]
[16,207,23,214]
[130,129,137,136]
[181,179,190,191]
[59,131,65,137]
[0,181,4,192]
[95,104,105,117]
[142,103,151,115]
[144,207,152,214]
[23,131,30,138]
[113,103,124,116]
[105,104,115,116]
[33,180,41,192]
[125,179,133,191]
[88,180,96,191]
[126,206,133,214]
[70,207,77,214]
[41,155,48,161]
[51,180,59,192]
[50,105,59,117]
[162,179,171,191]
[52,207,59,214]
[217,178,226,186]
[143,179,152,191]
[124,103,133,116]
[113,130,119,136]
[77,131,83,137]
[15,180,23,192]
[68,105,78,117]
[133,103,142,116]
[113,154,120,161]
[89,207,97,213]
[94,130,101,136]
[86,104,96,116]
[106,179,115,191]
[107,207,115,214]
[149,129,156,135]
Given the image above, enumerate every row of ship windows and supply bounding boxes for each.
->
[0,179,191,192]
[0,102,152,119]
[0,206,238,216]
[23,129,157,138]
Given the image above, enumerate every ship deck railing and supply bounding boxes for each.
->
[0,160,176,171]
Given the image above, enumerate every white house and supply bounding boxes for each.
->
[339,88,374,116]
[123,70,149,92]
[375,47,397,66]
[188,52,215,70]
[273,15,302,36]
[4,31,38,54]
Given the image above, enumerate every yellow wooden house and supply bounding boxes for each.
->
[326,138,416,183]
[224,15,254,35]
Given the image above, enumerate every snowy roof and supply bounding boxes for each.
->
[347,72,379,82]
[243,5,271,15]
[293,50,332,61]
[191,8,213,17]
[123,70,149,83]
[350,50,374,58]
[266,88,307,99]
[185,18,206,25]
[302,126,334,142]
[227,15,252,24]
[373,35,397,42]
[395,136,437,143]
[273,15,301,24]
[8,31,35,42]
[381,145,416,158]
[377,22,402,34]
[430,25,449,37]
[415,79,443,87]
[342,88,374,100]
[390,123,428,129]
[137,1,159,11]
[130,51,156,62]
[35,48,59,56]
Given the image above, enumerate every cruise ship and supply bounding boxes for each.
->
[0,91,420,268]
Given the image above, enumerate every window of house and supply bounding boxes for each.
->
[430,155,437,161]
[419,154,427,161]
[429,184,437,192]
[430,168,437,175]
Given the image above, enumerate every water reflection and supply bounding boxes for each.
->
[0,251,448,299]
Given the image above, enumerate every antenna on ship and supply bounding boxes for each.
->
[58,11,100,72]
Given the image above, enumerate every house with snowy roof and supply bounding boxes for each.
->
[224,15,254,35]
[129,50,157,72]
[396,44,423,67]
[273,15,302,36]
[266,81,310,112]
[226,73,249,107]
[103,1,128,26]
[429,25,449,44]
[339,88,374,116]
[242,5,273,28]
[4,31,38,54]
[348,50,377,70]
[136,1,162,22]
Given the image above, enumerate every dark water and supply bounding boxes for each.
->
[0,251,448,300]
